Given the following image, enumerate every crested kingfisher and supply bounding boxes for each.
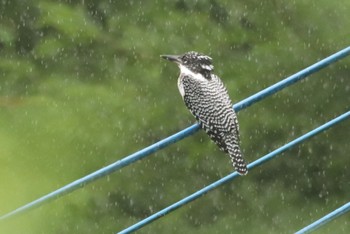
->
[161,51,248,175]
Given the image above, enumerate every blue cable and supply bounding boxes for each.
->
[295,201,350,234]
[118,111,350,234]
[1,46,349,221]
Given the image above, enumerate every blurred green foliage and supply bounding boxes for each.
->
[0,0,349,233]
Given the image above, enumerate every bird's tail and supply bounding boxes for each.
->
[229,145,248,175]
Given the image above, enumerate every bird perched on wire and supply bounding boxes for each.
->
[161,51,248,175]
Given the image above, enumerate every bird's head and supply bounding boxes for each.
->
[161,51,214,78]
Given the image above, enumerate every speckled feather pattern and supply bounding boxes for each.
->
[162,51,248,175]
[180,72,248,175]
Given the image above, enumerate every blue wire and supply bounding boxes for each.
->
[1,46,349,221]
[118,111,350,234]
[234,46,350,111]
[295,201,350,234]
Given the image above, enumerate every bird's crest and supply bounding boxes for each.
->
[181,51,214,77]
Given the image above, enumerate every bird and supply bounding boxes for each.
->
[161,51,248,175]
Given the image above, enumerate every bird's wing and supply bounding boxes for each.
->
[182,75,240,151]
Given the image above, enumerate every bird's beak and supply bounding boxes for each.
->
[160,54,181,63]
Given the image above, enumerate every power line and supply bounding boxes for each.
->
[117,111,350,234]
[295,201,350,234]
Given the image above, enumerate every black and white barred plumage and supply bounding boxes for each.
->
[161,51,248,175]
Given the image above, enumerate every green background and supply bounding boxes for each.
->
[0,1,349,233]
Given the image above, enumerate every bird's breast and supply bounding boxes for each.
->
[177,77,185,98]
